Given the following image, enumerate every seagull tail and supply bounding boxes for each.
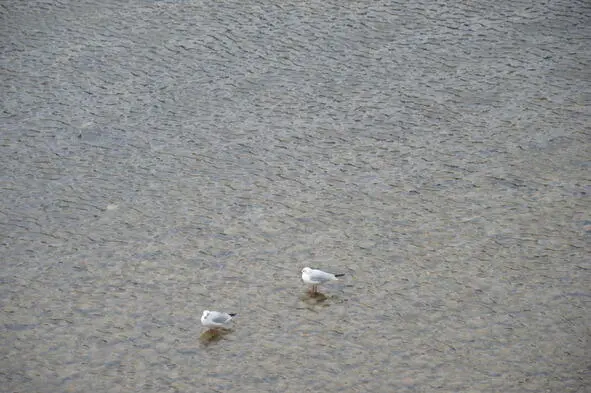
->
[229,313,237,317]
[334,273,345,277]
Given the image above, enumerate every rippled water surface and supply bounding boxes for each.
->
[1,1,590,392]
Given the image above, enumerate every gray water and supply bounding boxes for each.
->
[1,1,590,392]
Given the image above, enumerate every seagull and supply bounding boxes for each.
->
[301,267,345,293]
[201,310,237,330]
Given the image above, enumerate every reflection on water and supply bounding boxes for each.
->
[301,291,329,306]
[199,329,233,346]
[299,291,348,311]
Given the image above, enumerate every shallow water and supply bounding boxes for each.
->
[1,1,590,392]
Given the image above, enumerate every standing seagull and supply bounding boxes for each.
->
[301,267,345,293]
[201,310,237,330]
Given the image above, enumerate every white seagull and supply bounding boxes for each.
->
[301,267,345,293]
[201,310,237,330]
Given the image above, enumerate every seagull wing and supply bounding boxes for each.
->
[309,269,336,282]
[210,312,232,324]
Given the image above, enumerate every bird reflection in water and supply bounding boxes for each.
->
[199,328,232,345]
[301,290,329,305]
